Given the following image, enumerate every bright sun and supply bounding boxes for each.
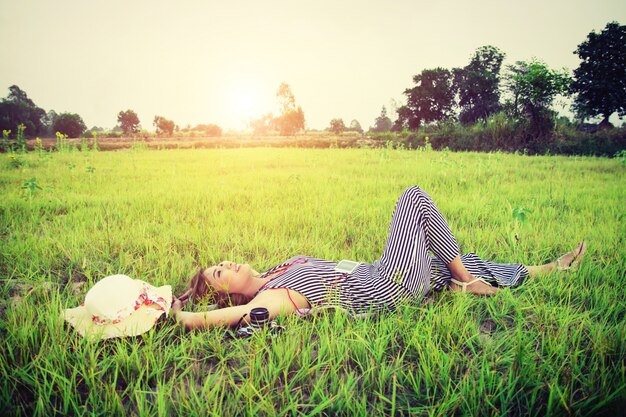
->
[230,88,260,119]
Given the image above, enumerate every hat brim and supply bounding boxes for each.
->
[63,285,172,341]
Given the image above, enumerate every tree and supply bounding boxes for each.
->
[453,45,505,124]
[395,68,456,130]
[193,123,222,136]
[328,118,346,134]
[571,22,626,127]
[370,106,393,132]
[276,82,296,114]
[153,115,175,136]
[504,59,571,135]
[273,108,305,136]
[53,113,87,138]
[117,109,140,135]
[0,85,46,137]
[250,113,274,135]
[273,83,305,135]
[348,119,363,134]
[85,126,104,137]
[44,110,59,136]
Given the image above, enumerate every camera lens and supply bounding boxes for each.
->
[249,307,269,329]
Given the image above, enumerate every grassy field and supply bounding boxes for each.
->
[1,146,624,416]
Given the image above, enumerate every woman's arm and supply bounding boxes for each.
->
[173,288,310,330]
[173,303,255,330]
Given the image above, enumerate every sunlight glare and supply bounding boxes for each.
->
[230,87,261,120]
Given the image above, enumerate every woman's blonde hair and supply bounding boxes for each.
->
[184,268,251,308]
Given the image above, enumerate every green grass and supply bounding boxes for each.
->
[1,146,624,416]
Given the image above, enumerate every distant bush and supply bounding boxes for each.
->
[154,116,175,136]
[368,132,397,142]
[551,125,626,156]
[193,124,223,137]
[375,115,625,156]
[84,130,123,139]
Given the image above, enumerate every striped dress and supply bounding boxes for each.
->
[257,186,529,316]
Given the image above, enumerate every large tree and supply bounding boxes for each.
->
[0,85,46,137]
[53,113,87,138]
[504,59,571,135]
[273,83,305,135]
[117,109,140,135]
[571,21,626,127]
[453,45,505,124]
[395,68,456,130]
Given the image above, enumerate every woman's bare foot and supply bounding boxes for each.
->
[449,276,498,295]
[556,241,587,270]
[527,241,587,277]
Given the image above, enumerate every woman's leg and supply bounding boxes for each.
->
[377,186,496,298]
[430,242,587,294]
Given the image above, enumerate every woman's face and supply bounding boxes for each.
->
[203,261,254,294]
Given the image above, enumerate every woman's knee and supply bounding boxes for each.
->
[401,185,421,197]
[400,186,430,204]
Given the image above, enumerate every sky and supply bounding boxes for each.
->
[0,0,624,131]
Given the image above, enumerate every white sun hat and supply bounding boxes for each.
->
[63,274,172,341]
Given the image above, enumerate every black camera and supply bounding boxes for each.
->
[231,307,285,339]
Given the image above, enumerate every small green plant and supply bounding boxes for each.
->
[91,131,100,151]
[509,206,533,253]
[86,166,96,174]
[2,129,12,152]
[34,137,44,154]
[8,153,23,168]
[512,206,533,223]
[422,136,433,152]
[615,149,626,166]
[80,136,89,152]
[55,131,70,152]
[16,124,27,153]
[21,177,42,196]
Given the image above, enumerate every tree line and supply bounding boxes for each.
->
[327,22,625,154]
[0,88,225,140]
[0,82,308,140]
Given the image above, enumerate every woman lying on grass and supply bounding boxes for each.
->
[172,186,586,330]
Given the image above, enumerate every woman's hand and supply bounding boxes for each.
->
[171,297,184,318]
